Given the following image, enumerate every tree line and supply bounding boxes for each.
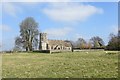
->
[69,32,120,51]
[14,17,120,51]
[70,36,105,49]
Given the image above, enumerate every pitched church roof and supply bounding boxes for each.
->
[48,40,72,47]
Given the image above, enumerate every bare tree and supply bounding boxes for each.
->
[76,38,87,49]
[90,36,104,48]
[87,41,92,49]
[15,17,39,51]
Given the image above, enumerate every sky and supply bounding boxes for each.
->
[0,1,118,51]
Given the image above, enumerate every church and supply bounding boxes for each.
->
[39,33,72,53]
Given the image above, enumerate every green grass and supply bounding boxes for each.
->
[2,51,118,78]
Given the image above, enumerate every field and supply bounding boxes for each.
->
[2,51,118,78]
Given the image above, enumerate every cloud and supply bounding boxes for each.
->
[43,3,103,22]
[2,2,22,17]
[0,24,12,32]
[44,27,73,37]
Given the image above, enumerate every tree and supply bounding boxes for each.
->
[106,33,120,50]
[87,41,92,49]
[14,36,23,50]
[76,38,87,49]
[13,46,22,52]
[15,17,39,51]
[90,36,104,48]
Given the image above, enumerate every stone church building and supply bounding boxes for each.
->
[39,33,72,52]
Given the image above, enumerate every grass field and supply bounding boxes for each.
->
[2,51,118,78]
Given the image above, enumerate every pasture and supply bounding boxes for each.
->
[2,51,118,78]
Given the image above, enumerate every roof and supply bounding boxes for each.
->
[48,40,72,47]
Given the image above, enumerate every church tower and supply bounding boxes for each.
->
[39,33,48,50]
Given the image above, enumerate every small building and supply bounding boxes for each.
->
[39,33,72,53]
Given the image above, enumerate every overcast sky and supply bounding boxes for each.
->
[0,1,118,51]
